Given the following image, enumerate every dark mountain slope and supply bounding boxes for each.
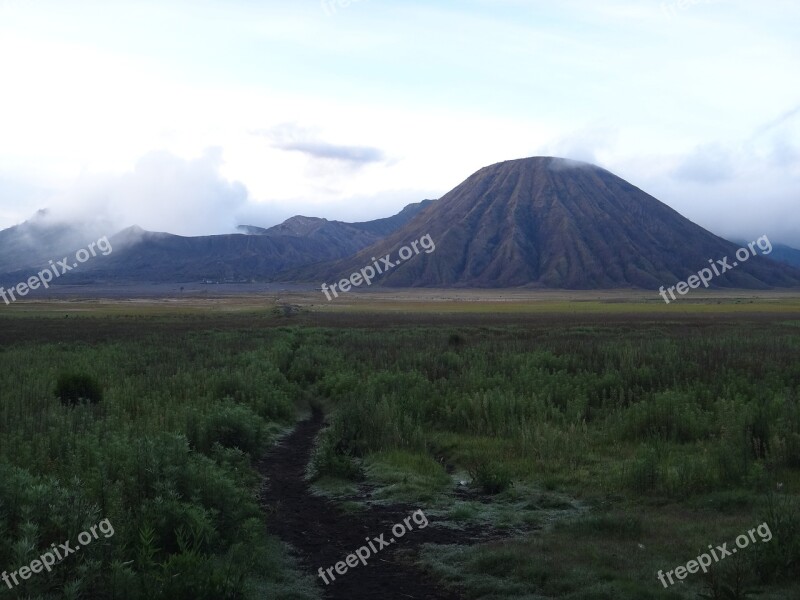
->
[349,199,435,237]
[237,200,434,256]
[0,202,434,285]
[0,210,110,275]
[63,227,337,283]
[293,157,800,289]
[771,244,800,269]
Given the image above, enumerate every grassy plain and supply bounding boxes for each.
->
[1,290,798,599]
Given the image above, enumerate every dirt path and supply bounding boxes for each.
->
[258,410,467,600]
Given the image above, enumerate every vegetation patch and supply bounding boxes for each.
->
[55,372,103,406]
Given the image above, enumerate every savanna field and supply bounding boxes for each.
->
[0,295,799,599]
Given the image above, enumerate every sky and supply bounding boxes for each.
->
[0,0,798,245]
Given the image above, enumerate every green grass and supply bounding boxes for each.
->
[363,450,451,503]
[0,323,316,600]
[301,320,800,598]
[2,303,799,598]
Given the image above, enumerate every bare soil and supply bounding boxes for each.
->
[258,410,469,600]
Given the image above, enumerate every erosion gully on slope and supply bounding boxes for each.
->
[258,408,468,600]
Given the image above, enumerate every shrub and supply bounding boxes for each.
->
[467,459,514,495]
[307,434,363,481]
[448,332,465,347]
[55,372,103,406]
[619,391,712,443]
[754,493,800,582]
[623,445,662,493]
[194,403,266,457]
[156,550,244,600]
[213,375,244,401]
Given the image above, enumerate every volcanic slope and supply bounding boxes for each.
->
[300,157,800,289]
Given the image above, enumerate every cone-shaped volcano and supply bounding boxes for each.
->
[305,157,800,289]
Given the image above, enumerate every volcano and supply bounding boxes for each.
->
[298,157,800,289]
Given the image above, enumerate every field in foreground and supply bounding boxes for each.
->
[0,292,799,599]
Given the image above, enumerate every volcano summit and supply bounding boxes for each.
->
[300,157,800,289]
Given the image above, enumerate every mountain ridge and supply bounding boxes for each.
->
[0,202,433,284]
[1,159,797,289]
[287,157,800,289]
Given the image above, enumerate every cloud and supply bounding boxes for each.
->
[547,157,598,172]
[671,106,800,184]
[752,103,800,138]
[257,123,386,166]
[6,146,433,239]
[38,149,250,237]
[539,126,618,166]
[0,176,54,227]
[275,140,385,163]
[749,104,800,169]
[619,114,800,248]
[671,143,736,183]
[767,134,799,168]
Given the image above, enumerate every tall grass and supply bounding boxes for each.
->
[0,326,309,600]
[308,325,800,497]
[2,316,799,597]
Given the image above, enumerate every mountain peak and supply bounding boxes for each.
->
[265,216,329,237]
[477,155,604,175]
[299,157,800,289]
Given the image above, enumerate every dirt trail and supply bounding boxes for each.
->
[258,410,466,600]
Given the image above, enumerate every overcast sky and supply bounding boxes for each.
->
[0,0,798,244]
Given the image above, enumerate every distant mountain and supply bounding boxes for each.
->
[771,244,800,269]
[237,200,434,256]
[256,216,380,258]
[65,226,336,283]
[292,157,800,289]
[0,210,110,275]
[3,162,796,290]
[349,200,435,237]
[0,202,433,284]
[236,225,270,235]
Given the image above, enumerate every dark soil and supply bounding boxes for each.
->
[258,409,468,600]
[0,309,786,347]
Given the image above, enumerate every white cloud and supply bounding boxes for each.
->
[539,126,620,165]
[0,0,797,248]
[41,149,248,237]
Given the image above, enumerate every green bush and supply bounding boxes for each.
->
[156,550,244,600]
[754,493,800,582]
[55,372,103,406]
[190,403,267,457]
[623,445,662,493]
[308,434,363,481]
[448,332,465,347]
[619,391,712,443]
[468,459,514,495]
